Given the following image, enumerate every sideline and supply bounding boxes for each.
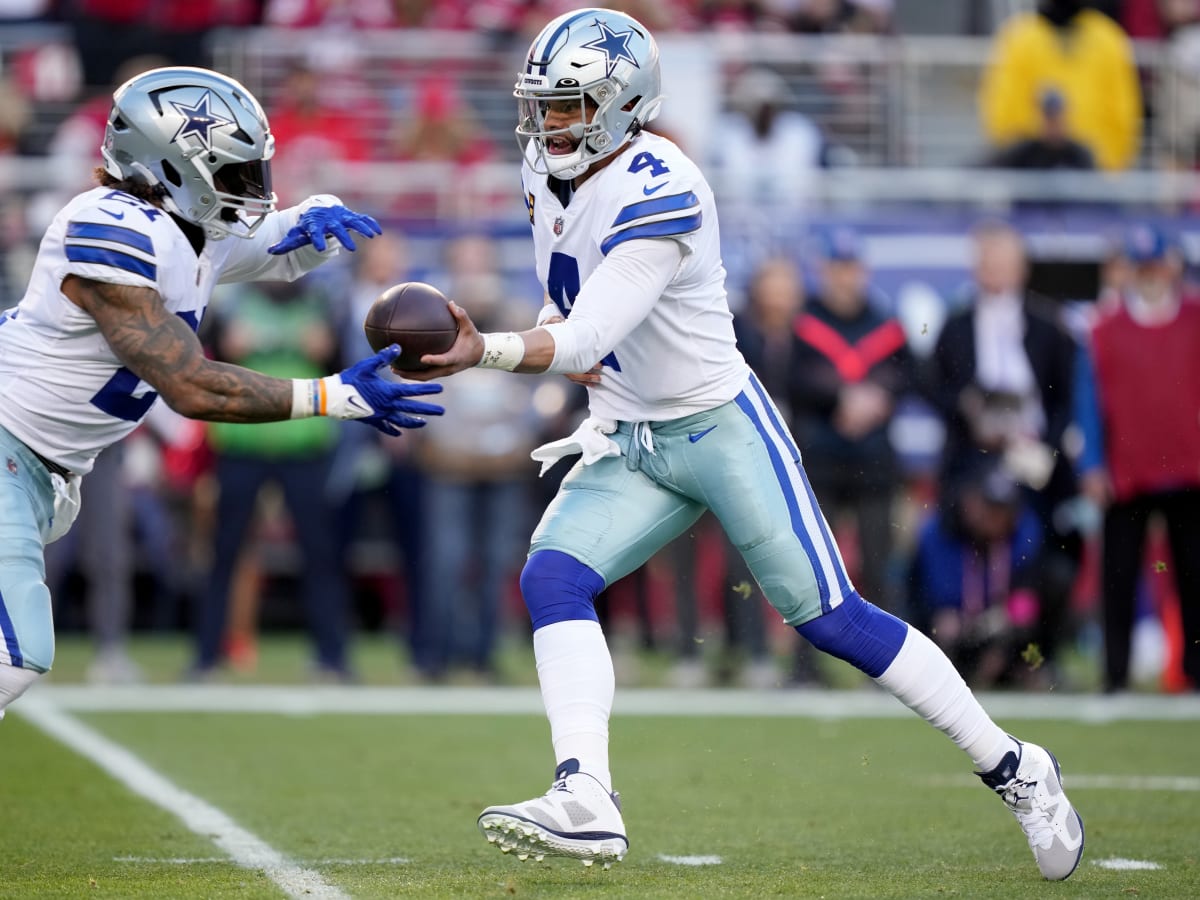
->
[17,696,351,900]
[27,683,1200,721]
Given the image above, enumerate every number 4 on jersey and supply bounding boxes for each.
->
[547,252,621,372]
[628,152,669,177]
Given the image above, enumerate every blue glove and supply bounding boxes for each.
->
[267,205,383,255]
[337,346,444,436]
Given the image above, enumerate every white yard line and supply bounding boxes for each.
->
[1093,858,1164,870]
[658,854,723,866]
[28,684,1200,721]
[17,696,350,900]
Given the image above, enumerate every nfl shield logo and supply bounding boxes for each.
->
[553,216,564,236]
[6,457,16,474]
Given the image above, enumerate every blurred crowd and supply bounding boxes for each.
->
[1,1,1198,693]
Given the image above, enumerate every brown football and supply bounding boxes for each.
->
[363,282,459,372]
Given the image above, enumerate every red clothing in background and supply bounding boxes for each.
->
[1090,298,1200,501]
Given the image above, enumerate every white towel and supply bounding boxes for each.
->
[531,416,621,477]
[45,472,81,544]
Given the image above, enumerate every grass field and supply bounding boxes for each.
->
[2,637,1198,899]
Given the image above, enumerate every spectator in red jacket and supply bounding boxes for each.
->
[790,227,914,614]
[1076,223,1200,692]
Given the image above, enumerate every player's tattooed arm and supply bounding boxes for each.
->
[62,275,293,423]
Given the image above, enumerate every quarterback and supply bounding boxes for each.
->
[414,8,1084,881]
[0,66,443,716]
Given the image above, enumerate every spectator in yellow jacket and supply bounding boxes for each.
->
[979,0,1142,171]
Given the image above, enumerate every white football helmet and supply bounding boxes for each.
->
[515,8,663,179]
[101,66,277,239]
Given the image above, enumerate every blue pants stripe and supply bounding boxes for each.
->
[739,371,853,613]
[0,590,25,668]
[796,451,854,602]
[734,389,832,611]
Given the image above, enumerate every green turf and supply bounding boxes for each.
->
[0,714,282,899]
[4,702,1197,899]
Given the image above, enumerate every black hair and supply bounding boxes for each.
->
[93,167,166,205]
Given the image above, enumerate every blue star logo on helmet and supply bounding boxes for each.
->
[581,19,640,79]
[169,91,234,150]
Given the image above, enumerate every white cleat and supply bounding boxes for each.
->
[478,758,628,866]
[979,739,1085,880]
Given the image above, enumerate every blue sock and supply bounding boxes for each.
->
[795,592,908,677]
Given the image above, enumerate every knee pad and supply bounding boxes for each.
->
[520,549,605,630]
[795,592,908,678]
[0,578,54,672]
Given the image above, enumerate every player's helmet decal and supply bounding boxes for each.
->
[169,91,235,151]
[580,20,640,79]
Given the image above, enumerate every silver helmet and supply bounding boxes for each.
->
[101,66,277,239]
[515,8,663,179]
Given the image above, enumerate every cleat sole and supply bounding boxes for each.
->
[478,812,628,867]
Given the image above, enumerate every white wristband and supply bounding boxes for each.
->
[291,376,374,420]
[291,378,322,418]
[477,332,525,371]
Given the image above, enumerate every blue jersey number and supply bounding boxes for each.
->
[89,309,202,422]
[102,190,164,222]
[547,252,621,372]
[628,152,670,177]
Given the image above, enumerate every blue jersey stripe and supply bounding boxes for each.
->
[66,221,154,254]
[0,590,25,668]
[65,245,157,280]
[600,213,702,255]
[612,191,699,227]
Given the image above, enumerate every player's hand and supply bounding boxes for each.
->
[267,205,383,255]
[336,345,444,435]
[564,364,602,386]
[404,302,485,381]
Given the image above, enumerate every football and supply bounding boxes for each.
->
[363,281,459,372]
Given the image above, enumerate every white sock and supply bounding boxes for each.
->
[533,619,615,792]
[875,625,1017,772]
[0,663,40,720]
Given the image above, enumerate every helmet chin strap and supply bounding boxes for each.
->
[552,157,592,180]
[551,130,634,180]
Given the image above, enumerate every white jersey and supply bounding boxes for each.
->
[523,132,749,423]
[0,186,335,475]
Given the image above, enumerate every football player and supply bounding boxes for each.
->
[412,8,1083,882]
[0,66,443,717]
